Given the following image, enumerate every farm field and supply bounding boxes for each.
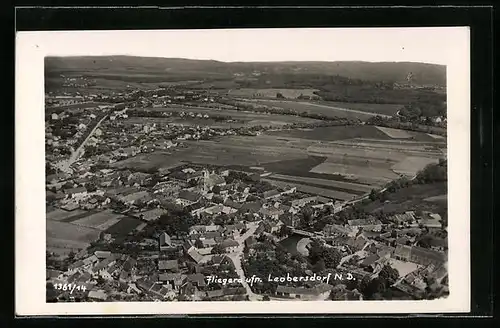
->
[391,156,440,177]
[266,125,394,141]
[69,210,124,230]
[375,126,413,139]
[427,133,446,140]
[262,178,359,201]
[247,99,390,120]
[111,131,444,194]
[46,208,89,221]
[361,182,447,214]
[145,106,321,124]
[47,220,101,253]
[104,217,143,236]
[227,88,320,99]
[424,194,447,203]
[317,101,403,116]
[268,173,373,194]
[313,139,445,158]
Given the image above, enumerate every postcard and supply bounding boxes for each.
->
[15,27,470,315]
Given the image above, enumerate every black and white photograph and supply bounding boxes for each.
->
[16,27,470,315]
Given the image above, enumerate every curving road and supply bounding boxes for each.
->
[226,221,263,301]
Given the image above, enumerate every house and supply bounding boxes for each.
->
[291,196,317,208]
[263,189,280,200]
[67,186,87,199]
[67,260,85,274]
[187,202,206,217]
[205,173,226,189]
[223,199,243,210]
[259,207,284,220]
[388,211,416,225]
[158,273,186,290]
[176,190,202,207]
[119,271,130,283]
[186,246,204,264]
[91,255,117,275]
[409,246,446,266]
[347,217,383,231]
[393,244,412,262]
[187,273,207,288]
[220,239,240,253]
[158,260,179,271]
[159,232,176,251]
[120,190,150,204]
[88,289,108,301]
[245,236,257,248]
[239,201,263,214]
[360,254,380,270]
[94,251,112,259]
[198,238,217,248]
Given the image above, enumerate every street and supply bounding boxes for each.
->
[226,221,263,301]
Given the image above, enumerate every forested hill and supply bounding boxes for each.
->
[45,56,446,86]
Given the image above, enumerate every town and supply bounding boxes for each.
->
[46,59,449,303]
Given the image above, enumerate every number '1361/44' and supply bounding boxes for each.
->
[54,283,87,294]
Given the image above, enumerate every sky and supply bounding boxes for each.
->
[19,27,469,65]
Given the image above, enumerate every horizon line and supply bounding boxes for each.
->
[45,55,445,66]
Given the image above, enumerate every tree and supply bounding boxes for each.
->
[276,93,285,99]
[211,243,225,254]
[378,264,399,287]
[212,185,221,194]
[313,259,326,273]
[298,207,314,229]
[262,295,270,301]
[86,182,97,193]
[322,247,342,269]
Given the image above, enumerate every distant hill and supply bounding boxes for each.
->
[45,56,446,86]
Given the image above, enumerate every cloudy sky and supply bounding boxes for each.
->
[18,27,469,65]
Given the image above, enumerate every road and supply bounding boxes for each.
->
[226,221,263,301]
[54,114,108,173]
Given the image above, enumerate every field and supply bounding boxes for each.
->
[361,182,447,214]
[391,156,440,176]
[104,217,143,236]
[424,194,447,203]
[145,106,320,125]
[266,173,372,195]
[46,208,89,221]
[46,207,139,255]
[246,99,392,120]
[69,210,124,230]
[47,219,101,254]
[263,178,361,201]
[318,101,403,116]
[375,126,413,139]
[267,125,394,141]
[111,125,445,201]
[227,88,320,99]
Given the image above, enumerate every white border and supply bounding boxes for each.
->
[15,28,470,316]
